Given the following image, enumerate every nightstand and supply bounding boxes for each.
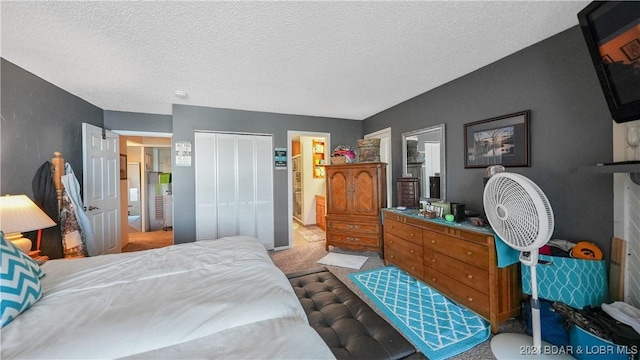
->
[29,250,49,265]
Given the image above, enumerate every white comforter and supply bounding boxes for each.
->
[1,236,334,359]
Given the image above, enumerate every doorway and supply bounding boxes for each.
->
[287,131,330,249]
[114,131,174,252]
[365,127,392,207]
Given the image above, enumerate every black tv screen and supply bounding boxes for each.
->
[578,1,640,123]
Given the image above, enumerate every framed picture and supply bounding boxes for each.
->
[621,39,640,61]
[464,110,530,168]
[119,154,127,180]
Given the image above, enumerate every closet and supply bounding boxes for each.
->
[194,132,274,250]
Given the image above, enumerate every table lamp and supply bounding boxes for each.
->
[0,194,57,254]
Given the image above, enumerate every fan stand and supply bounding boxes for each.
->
[491,256,574,360]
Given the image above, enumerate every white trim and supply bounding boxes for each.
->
[365,127,392,207]
[112,130,173,138]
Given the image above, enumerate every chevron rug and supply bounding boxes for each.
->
[349,266,490,360]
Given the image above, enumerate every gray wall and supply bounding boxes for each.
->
[104,111,172,133]
[172,104,363,247]
[364,26,614,258]
[1,58,103,197]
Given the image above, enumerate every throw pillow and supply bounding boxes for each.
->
[1,231,43,328]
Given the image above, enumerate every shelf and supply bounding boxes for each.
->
[576,162,640,185]
[312,140,325,178]
[577,163,640,174]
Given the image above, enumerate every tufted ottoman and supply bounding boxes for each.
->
[287,267,426,360]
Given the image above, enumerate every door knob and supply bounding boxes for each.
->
[87,205,100,211]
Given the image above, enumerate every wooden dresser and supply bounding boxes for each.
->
[325,163,387,258]
[382,209,521,334]
[396,177,420,208]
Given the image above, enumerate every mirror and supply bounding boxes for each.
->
[401,124,446,201]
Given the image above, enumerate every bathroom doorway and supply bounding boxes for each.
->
[287,130,330,249]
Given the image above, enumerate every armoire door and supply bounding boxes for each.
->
[195,132,274,249]
[326,167,350,215]
[351,166,380,216]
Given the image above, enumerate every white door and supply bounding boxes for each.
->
[365,127,392,206]
[195,132,274,249]
[82,123,120,255]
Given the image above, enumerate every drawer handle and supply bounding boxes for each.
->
[431,259,436,263]
[467,297,474,302]
[410,233,414,237]
[466,251,473,255]
[411,266,415,270]
[389,225,394,229]
[431,240,436,244]
[467,274,473,279]
[390,255,395,259]
[431,277,437,282]
[410,249,414,254]
[347,237,357,242]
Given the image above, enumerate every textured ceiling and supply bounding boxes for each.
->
[1,1,590,120]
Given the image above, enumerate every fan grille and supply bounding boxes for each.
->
[483,173,554,251]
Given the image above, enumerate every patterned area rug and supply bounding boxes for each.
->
[349,266,490,360]
[298,228,326,242]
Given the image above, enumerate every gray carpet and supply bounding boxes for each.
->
[269,241,526,360]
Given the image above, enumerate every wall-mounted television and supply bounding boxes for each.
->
[578,1,640,123]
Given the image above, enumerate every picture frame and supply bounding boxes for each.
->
[621,39,640,61]
[464,110,530,168]
[119,154,127,180]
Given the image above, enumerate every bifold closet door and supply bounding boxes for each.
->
[195,132,274,249]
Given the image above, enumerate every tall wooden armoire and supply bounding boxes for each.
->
[325,162,387,258]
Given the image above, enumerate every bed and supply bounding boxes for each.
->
[1,235,335,359]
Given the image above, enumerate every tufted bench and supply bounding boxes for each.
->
[287,267,426,360]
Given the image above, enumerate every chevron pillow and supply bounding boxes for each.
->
[1,231,43,328]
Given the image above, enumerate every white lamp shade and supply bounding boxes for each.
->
[0,195,57,234]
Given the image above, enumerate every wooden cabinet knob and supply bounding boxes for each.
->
[390,255,395,259]
[389,239,394,244]
[410,233,414,237]
[431,240,436,244]
[410,249,414,254]
[431,277,437,282]
[467,274,473,279]
[467,297,474,302]
[411,266,415,270]
[431,259,436,263]
[389,225,394,229]
[466,251,472,255]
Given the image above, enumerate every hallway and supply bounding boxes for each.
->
[292,221,325,247]
[122,230,173,252]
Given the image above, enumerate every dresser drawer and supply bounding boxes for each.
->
[385,248,423,279]
[423,267,490,318]
[327,220,380,234]
[384,219,422,245]
[423,247,490,295]
[327,232,380,247]
[385,233,423,257]
[423,232,489,270]
[385,233,423,281]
